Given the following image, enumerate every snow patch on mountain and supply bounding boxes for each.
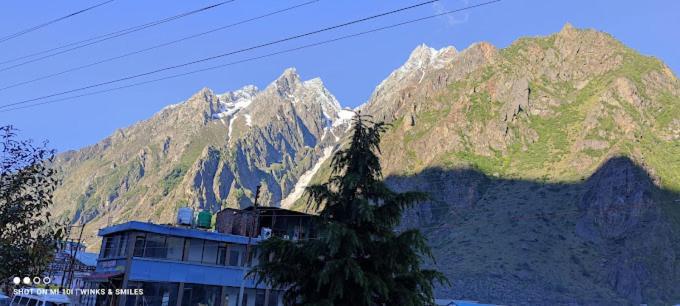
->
[281,146,335,209]
[213,85,258,119]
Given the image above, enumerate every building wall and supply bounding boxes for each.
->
[93,226,282,306]
[128,258,259,289]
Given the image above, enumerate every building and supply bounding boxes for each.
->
[87,206,316,306]
[46,241,97,290]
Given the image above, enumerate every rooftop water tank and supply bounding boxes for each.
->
[177,207,193,226]
[196,210,212,229]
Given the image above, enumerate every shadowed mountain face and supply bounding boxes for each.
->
[292,26,678,304]
[386,157,679,305]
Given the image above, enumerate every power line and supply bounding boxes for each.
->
[0,0,500,113]
[0,0,115,44]
[0,0,235,72]
[0,0,501,111]
[0,0,319,93]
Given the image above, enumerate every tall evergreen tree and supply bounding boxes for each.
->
[253,115,446,305]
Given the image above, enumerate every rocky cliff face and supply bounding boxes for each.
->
[52,24,680,304]
[52,68,353,250]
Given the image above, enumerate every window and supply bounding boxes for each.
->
[180,284,221,306]
[226,244,246,266]
[117,234,129,257]
[241,293,248,306]
[268,291,279,306]
[255,290,266,306]
[166,237,184,261]
[102,236,116,258]
[186,239,204,262]
[229,249,241,267]
[133,235,146,257]
[202,241,220,265]
[144,234,167,258]
[134,282,179,306]
[217,246,228,265]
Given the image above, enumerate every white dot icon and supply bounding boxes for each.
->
[12,277,20,285]
[22,277,31,285]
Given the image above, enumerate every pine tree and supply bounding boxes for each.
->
[253,115,447,305]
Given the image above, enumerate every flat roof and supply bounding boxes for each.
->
[99,221,258,245]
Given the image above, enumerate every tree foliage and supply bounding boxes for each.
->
[253,115,447,305]
[0,125,65,287]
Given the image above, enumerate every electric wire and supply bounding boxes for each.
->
[0,0,235,72]
[0,0,115,44]
[0,0,501,112]
[0,0,319,93]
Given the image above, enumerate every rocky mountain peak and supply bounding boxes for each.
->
[273,67,302,96]
[219,84,258,102]
[186,87,215,106]
[301,77,341,110]
[211,84,258,120]
[403,43,458,73]
[559,22,576,35]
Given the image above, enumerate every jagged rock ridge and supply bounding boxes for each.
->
[52,68,354,250]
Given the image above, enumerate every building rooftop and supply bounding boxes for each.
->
[99,221,259,245]
[75,252,99,267]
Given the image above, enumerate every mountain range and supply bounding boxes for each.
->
[52,24,680,305]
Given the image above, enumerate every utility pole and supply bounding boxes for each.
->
[58,225,73,290]
[237,185,261,306]
[64,223,85,290]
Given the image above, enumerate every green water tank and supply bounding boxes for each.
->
[197,210,212,228]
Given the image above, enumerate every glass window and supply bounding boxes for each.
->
[217,246,227,266]
[227,244,246,266]
[202,241,220,265]
[133,235,146,257]
[186,239,204,263]
[181,283,220,306]
[117,234,129,257]
[241,293,248,306]
[144,234,167,258]
[166,237,184,261]
[268,291,279,306]
[229,249,240,267]
[255,290,266,306]
[140,282,179,306]
[102,236,116,258]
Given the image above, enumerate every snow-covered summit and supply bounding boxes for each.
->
[212,85,259,119]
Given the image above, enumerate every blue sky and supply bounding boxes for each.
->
[0,0,678,152]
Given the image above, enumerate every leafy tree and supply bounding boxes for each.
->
[252,115,447,305]
[0,125,65,289]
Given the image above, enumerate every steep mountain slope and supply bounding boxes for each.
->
[51,23,680,304]
[354,24,680,304]
[52,68,353,249]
